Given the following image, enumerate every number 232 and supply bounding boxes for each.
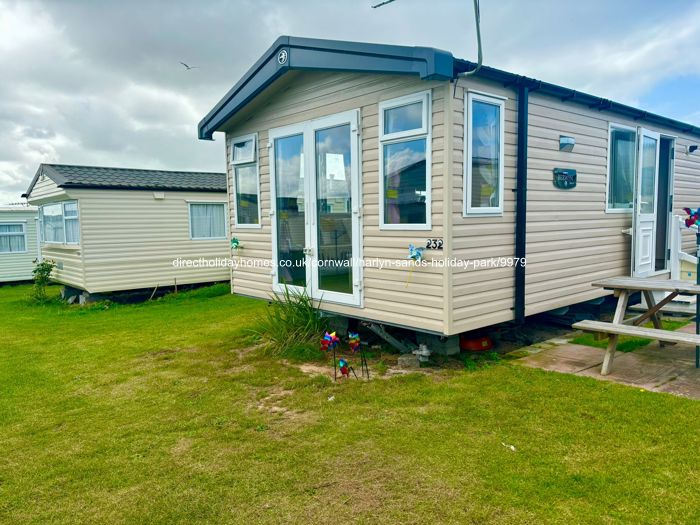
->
[425,238,444,250]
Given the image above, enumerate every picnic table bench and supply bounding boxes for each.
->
[572,277,700,375]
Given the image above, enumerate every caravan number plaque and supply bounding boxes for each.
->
[426,238,444,250]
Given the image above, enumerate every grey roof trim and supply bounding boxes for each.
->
[23,164,227,198]
[453,60,700,139]
[197,35,455,140]
[199,36,700,141]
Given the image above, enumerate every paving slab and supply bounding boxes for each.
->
[516,343,602,374]
[513,339,700,399]
[655,368,700,398]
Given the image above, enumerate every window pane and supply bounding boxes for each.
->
[190,204,226,239]
[384,101,423,135]
[640,136,657,214]
[383,138,427,225]
[235,165,259,225]
[233,139,255,163]
[0,224,23,233]
[470,100,501,209]
[0,225,25,253]
[274,134,306,287]
[65,218,80,244]
[42,203,64,243]
[608,128,636,209]
[63,201,78,217]
[316,124,353,294]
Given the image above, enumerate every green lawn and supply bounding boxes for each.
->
[2,284,700,524]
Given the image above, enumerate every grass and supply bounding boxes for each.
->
[571,318,690,352]
[2,283,700,524]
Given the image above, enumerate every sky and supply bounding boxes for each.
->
[2,0,700,204]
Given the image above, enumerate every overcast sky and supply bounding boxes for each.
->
[2,0,700,204]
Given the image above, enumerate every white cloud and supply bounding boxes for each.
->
[1,0,699,204]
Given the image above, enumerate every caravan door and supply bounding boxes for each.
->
[632,128,661,277]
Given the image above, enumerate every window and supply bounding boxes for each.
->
[607,124,637,211]
[0,223,26,253]
[189,203,226,239]
[40,201,80,244]
[231,133,260,227]
[379,91,431,229]
[465,92,505,215]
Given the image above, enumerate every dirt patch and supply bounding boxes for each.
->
[171,437,193,456]
[297,363,334,378]
[145,347,199,358]
[255,387,310,422]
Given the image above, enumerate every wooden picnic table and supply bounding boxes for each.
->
[573,277,700,375]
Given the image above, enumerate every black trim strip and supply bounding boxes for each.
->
[515,84,529,323]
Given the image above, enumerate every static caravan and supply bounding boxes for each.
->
[23,164,230,297]
[197,36,700,337]
[0,206,39,283]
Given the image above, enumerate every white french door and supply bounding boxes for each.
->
[269,110,362,306]
[632,128,661,277]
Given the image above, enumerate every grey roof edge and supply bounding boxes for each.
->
[22,165,58,199]
[198,36,700,141]
[454,60,700,139]
[197,35,455,140]
[23,163,227,198]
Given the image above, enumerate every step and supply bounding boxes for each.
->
[572,320,700,346]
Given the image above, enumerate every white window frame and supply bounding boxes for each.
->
[39,200,80,245]
[188,201,228,240]
[230,133,262,229]
[378,90,432,231]
[605,122,638,214]
[464,91,506,216]
[0,221,28,254]
[231,133,257,165]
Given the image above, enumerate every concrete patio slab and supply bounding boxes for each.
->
[517,343,602,374]
[511,336,700,400]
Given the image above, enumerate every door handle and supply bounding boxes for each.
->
[303,247,314,256]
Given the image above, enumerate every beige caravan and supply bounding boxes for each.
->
[24,164,230,296]
[198,36,700,336]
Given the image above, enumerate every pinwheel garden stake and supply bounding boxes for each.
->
[320,331,341,380]
[348,331,369,379]
[405,243,425,288]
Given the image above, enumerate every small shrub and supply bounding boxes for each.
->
[252,286,327,357]
[375,360,389,376]
[30,259,56,303]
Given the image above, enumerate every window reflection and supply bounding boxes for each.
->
[383,138,427,225]
[275,134,306,287]
[316,124,353,294]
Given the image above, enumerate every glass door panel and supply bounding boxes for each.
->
[274,133,306,287]
[315,124,353,294]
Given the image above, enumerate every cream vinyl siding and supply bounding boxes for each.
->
[523,93,700,315]
[524,93,622,315]
[223,71,447,332]
[448,77,518,334]
[0,209,38,282]
[70,189,230,293]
